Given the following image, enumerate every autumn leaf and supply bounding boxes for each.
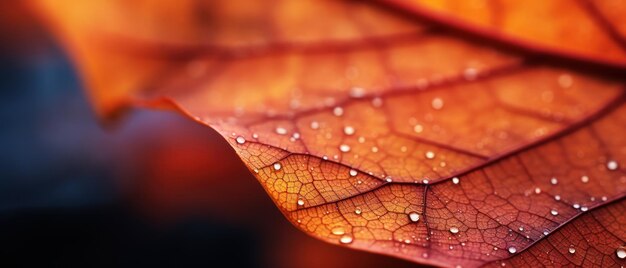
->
[29,0,626,267]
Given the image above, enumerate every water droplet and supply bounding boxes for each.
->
[607,160,619,171]
[551,209,559,216]
[349,87,365,98]
[333,107,344,116]
[339,235,353,244]
[581,175,589,183]
[616,246,626,259]
[236,136,246,144]
[371,97,383,107]
[518,226,524,232]
[408,212,420,222]
[573,203,580,209]
[331,227,345,235]
[339,144,351,153]
[508,247,517,254]
[555,195,561,201]
[463,68,478,80]
[371,146,379,153]
[385,176,393,183]
[425,151,436,159]
[601,196,608,202]
[422,179,429,184]
[550,177,558,185]
[252,133,259,139]
[273,162,282,171]
[431,97,444,110]
[534,187,542,194]
[414,124,424,133]
[558,74,573,88]
[310,121,320,129]
[355,208,362,215]
[580,206,588,212]
[543,230,550,236]
[344,126,355,135]
[449,227,459,234]
[568,246,575,254]
[297,199,304,206]
[275,127,287,135]
[349,169,358,177]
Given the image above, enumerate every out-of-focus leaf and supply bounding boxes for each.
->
[383,0,626,67]
[30,0,626,267]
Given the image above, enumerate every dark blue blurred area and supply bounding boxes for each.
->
[0,35,259,268]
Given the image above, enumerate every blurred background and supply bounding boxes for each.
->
[0,3,423,268]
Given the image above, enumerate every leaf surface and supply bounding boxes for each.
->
[31,0,626,267]
[382,0,626,68]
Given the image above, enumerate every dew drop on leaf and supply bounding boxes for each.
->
[297,199,304,206]
[371,97,383,107]
[554,195,561,201]
[275,127,287,135]
[422,179,429,184]
[607,160,619,170]
[425,151,436,159]
[333,107,344,116]
[581,175,589,183]
[449,227,459,234]
[339,235,353,244]
[573,203,580,209]
[355,208,362,215]
[310,121,319,130]
[414,124,424,133]
[339,144,351,153]
[431,97,444,110]
[385,176,393,183]
[550,177,558,185]
[343,126,355,135]
[580,206,588,212]
[273,162,282,171]
[349,169,358,177]
[331,227,345,235]
[568,246,576,254]
[508,247,517,254]
[551,209,559,216]
[236,136,246,144]
[616,246,626,259]
[408,212,420,222]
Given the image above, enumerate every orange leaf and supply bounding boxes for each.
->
[30,0,626,267]
[383,0,626,67]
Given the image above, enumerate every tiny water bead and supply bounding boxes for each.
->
[414,124,424,133]
[449,227,459,234]
[275,127,288,135]
[425,151,436,159]
[616,246,626,259]
[581,175,589,183]
[355,208,362,215]
[534,187,542,194]
[339,235,353,244]
[343,126,355,135]
[385,176,393,183]
[331,227,345,235]
[297,199,305,206]
[554,195,561,201]
[349,169,358,177]
[573,203,580,209]
[310,121,320,129]
[550,209,559,216]
[408,212,420,222]
[236,136,246,144]
[422,179,429,184]
[431,97,444,110]
[339,144,351,152]
[607,160,619,171]
[568,246,576,254]
[273,162,282,171]
[452,177,460,184]
[333,106,344,116]
[550,177,558,185]
[508,247,517,254]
